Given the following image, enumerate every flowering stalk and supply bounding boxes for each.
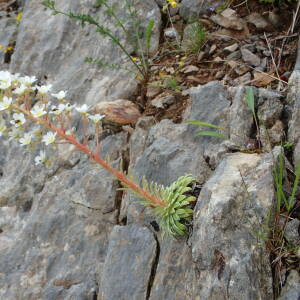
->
[12,103,166,207]
[0,70,197,237]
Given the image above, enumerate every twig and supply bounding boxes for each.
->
[264,33,282,90]
[270,33,298,41]
[291,0,300,34]
[202,59,288,85]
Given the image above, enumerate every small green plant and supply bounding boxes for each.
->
[245,87,260,142]
[42,0,155,81]
[184,22,206,54]
[187,120,227,139]
[0,70,196,238]
[163,77,181,91]
[188,87,261,147]
[273,150,300,212]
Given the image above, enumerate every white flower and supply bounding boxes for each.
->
[34,150,47,165]
[13,84,28,95]
[0,120,7,136]
[51,90,67,100]
[31,103,47,118]
[64,103,75,113]
[30,125,42,137]
[50,103,66,115]
[88,114,105,124]
[75,104,89,114]
[36,84,52,95]
[19,75,37,86]
[42,131,57,145]
[0,71,12,89]
[11,73,20,82]
[8,127,22,140]
[19,133,33,146]
[0,96,12,111]
[10,113,26,127]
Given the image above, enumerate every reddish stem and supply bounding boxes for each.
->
[13,104,166,207]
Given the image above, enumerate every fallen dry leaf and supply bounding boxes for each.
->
[253,72,275,87]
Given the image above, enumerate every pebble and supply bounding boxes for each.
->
[198,51,205,61]
[93,99,141,125]
[209,44,217,55]
[151,94,175,108]
[224,43,239,53]
[215,71,225,79]
[146,85,161,99]
[182,65,199,73]
[227,50,241,60]
[210,14,244,31]
[164,27,179,40]
[241,43,256,53]
[246,13,271,30]
[241,48,261,66]
[235,65,251,75]
[233,72,251,86]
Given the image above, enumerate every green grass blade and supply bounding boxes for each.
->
[288,162,300,211]
[145,19,154,52]
[245,87,255,115]
[196,131,226,139]
[187,120,221,129]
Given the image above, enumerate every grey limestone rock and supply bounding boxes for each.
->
[228,86,254,146]
[278,270,300,300]
[10,0,161,105]
[0,17,17,65]
[192,151,276,300]
[241,48,261,67]
[0,133,128,299]
[100,225,157,300]
[180,0,220,21]
[287,71,300,164]
[149,238,193,300]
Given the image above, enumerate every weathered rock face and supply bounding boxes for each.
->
[192,151,276,300]
[1,0,300,299]
[180,0,220,21]
[288,71,300,164]
[99,225,157,300]
[278,270,300,300]
[0,17,17,65]
[10,0,161,105]
[0,133,128,299]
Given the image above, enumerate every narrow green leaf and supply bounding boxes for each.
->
[245,87,255,115]
[196,131,226,139]
[187,120,221,129]
[145,19,155,52]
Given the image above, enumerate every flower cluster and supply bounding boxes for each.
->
[0,70,105,167]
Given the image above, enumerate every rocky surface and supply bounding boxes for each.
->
[0,0,300,299]
[100,225,157,300]
[180,0,220,21]
[192,150,277,300]
[10,0,161,104]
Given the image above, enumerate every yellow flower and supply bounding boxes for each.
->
[16,12,23,23]
[170,1,177,8]
[131,57,138,62]
[4,47,13,53]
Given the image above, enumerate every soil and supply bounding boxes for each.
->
[144,0,300,123]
